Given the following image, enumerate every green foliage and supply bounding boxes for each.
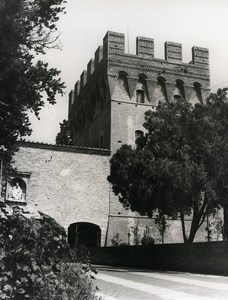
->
[111,232,122,247]
[0,0,66,174]
[56,119,73,146]
[108,90,228,243]
[0,203,97,299]
[131,222,141,245]
[141,226,155,245]
[34,263,96,300]
[205,208,224,242]
[154,212,169,244]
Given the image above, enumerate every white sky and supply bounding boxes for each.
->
[28,0,228,144]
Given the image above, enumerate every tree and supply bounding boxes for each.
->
[108,90,228,243]
[56,119,73,146]
[0,203,97,299]
[204,88,228,239]
[0,0,66,179]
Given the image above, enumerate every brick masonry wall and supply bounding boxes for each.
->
[111,101,150,153]
[11,143,221,246]
[75,102,111,149]
[12,143,110,246]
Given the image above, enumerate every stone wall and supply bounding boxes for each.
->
[12,142,110,246]
[11,142,222,246]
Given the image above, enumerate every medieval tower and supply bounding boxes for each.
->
[8,31,212,247]
[67,31,210,245]
[68,31,210,153]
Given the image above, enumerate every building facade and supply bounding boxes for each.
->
[7,31,218,247]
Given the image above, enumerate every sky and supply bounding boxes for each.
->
[27,0,228,144]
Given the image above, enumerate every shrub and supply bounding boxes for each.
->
[131,223,141,245]
[111,232,122,247]
[141,226,155,245]
[0,203,97,300]
[141,236,155,245]
[35,262,96,300]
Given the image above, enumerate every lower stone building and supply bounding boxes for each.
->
[6,141,222,247]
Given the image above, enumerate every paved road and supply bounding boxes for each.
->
[94,265,228,300]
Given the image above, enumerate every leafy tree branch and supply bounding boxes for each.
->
[108,90,228,243]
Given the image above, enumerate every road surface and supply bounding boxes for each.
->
[94,265,228,300]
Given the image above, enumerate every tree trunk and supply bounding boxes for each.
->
[186,210,207,243]
[186,228,197,243]
[180,213,187,243]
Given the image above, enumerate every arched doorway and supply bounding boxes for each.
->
[68,222,101,247]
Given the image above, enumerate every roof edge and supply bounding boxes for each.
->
[16,141,111,156]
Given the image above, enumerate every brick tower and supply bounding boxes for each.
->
[68,31,210,154]
[68,31,210,245]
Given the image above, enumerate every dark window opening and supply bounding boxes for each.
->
[135,130,146,149]
[136,90,145,103]
[175,79,185,100]
[135,130,144,141]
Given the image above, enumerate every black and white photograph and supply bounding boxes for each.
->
[1,0,228,299]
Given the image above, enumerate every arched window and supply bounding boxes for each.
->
[138,73,147,80]
[136,90,145,103]
[135,130,144,140]
[137,74,149,103]
[174,79,185,100]
[119,71,129,79]
[135,130,145,149]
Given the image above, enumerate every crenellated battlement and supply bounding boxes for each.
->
[69,30,210,153]
[72,31,209,100]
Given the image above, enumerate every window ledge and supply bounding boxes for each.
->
[5,199,27,206]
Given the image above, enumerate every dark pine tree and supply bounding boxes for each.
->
[56,119,73,146]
